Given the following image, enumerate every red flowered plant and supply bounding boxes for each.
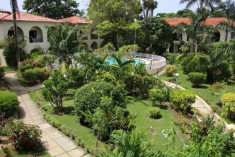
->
[8,121,42,151]
[1,146,12,157]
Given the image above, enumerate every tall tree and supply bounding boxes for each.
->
[88,0,142,49]
[142,0,158,18]
[180,0,221,19]
[10,0,20,67]
[23,0,84,19]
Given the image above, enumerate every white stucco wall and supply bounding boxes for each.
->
[0,49,7,66]
[0,21,57,53]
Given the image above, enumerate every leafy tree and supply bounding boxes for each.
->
[46,23,80,64]
[176,9,195,17]
[142,17,173,54]
[23,0,84,19]
[87,0,142,48]
[42,70,70,112]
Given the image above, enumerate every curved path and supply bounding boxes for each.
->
[4,73,90,157]
[163,81,235,137]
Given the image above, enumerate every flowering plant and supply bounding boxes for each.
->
[9,121,42,151]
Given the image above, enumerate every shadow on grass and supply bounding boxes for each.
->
[54,106,75,115]
[192,84,209,89]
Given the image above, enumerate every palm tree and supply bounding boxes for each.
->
[111,48,135,80]
[46,23,80,64]
[149,0,158,17]
[10,0,20,67]
[142,0,158,18]
[180,0,221,11]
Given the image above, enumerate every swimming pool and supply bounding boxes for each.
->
[105,58,146,65]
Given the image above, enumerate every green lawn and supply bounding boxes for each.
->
[127,99,186,152]
[159,66,235,123]
[0,146,50,157]
[30,89,186,153]
[29,89,100,152]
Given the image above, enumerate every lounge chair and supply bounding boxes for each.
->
[147,55,158,60]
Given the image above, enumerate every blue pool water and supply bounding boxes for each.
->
[105,58,146,65]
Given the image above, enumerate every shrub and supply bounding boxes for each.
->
[221,93,235,118]
[0,91,18,117]
[169,89,196,114]
[74,82,126,124]
[30,45,44,55]
[188,72,206,86]
[92,97,135,141]
[149,88,165,106]
[42,71,70,112]
[125,74,160,97]
[149,107,161,119]
[181,53,209,74]
[0,36,27,68]
[18,58,44,73]
[165,65,176,77]
[166,53,182,64]
[0,67,5,79]
[9,121,42,151]
[22,68,50,83]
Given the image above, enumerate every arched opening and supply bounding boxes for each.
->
[212,31,220,42]
[8,26,24,38]
[81,42,88,50]
[231,32,235,39]
[91,29,98,39]
[29,26,43,43]
[91,42,98,50]
[173,33,182,41]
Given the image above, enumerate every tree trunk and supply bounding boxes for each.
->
[12,0,20,67]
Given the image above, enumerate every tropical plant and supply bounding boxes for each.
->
[100,129,159,157]
[180,0,221,12]
[42,70,70,112]
[111,48,135,80]
[92,97,135,141]
[21,68,50,84]
[207,41,231,82]
[46,23,80,64]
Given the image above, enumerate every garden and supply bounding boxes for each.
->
[0,0,235,156]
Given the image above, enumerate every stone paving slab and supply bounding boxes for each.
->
[4,73,89,157]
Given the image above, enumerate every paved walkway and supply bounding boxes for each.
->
[164,81,235,137]
[3,73,90,157]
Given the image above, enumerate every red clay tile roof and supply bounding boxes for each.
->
[164,17,192,26]
[58,16,92,24]
[200,17,229,26]
[0,8,10,13]
[164,17,233,27]
[0,11,60,23]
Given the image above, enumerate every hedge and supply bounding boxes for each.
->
[0,90,18,117]
[221,93,235,118]
[188,72,206,86]
[169,89,196,114]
